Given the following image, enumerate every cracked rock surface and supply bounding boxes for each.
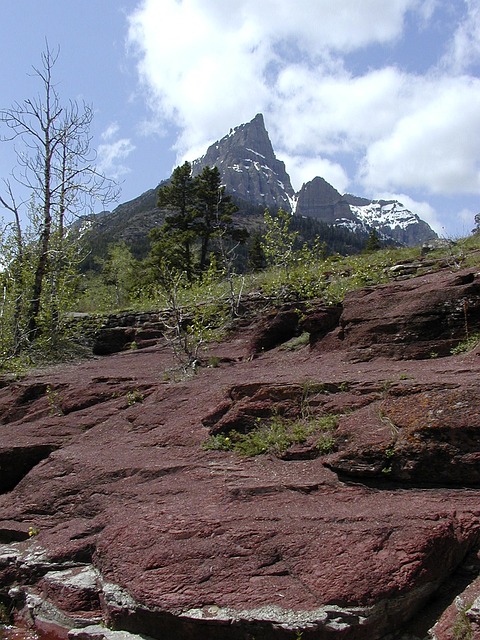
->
[1,268,480,640]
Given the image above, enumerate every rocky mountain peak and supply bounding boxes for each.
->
[90,114,438,254]
[296,177,437,246]
[295,177,353,225]
[192,113,295,211]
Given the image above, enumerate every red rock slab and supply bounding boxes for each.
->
[0,312,479,638]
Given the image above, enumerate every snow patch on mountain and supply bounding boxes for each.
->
[350,200,423,231]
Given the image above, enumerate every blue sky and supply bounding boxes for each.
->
[1,0,480,237]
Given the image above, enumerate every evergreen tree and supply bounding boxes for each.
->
[364,228,381,253]
[152,163,246,281]
[157,161,198,281]
[195,165,239,273]
[247,231,267,271]
[472,213,480,235]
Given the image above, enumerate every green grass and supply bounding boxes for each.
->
[73,234,480,322]
[74,234,480,318]
[452,603,473,640]
[450,333,480,355]
[203,413,339,457]
[4,234,480,375]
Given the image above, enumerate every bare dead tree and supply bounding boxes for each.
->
[0,43,118,346]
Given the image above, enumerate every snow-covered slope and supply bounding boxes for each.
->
[295,177,437,246]
[347,199,437,245]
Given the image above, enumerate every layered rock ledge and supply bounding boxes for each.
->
[1,267,480,640]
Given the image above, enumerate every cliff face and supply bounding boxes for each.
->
[192,113,295,212]
[295,176,354,224]
[1,265,480,640]
[192,114,437,246]
[295,177,437,246]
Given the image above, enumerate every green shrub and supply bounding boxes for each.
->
[203,414,339,457]
[0,602,11,625]
[126,389,144,406]
[451,333,480,355]
[452,603,473,640]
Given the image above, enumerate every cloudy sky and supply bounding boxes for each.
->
[1,0,480,237]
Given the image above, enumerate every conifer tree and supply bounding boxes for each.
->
[247,231,267,271]
[364,227,381,253]
[156,161,198,281]
[195,165,240,273]
[152,163,246,280]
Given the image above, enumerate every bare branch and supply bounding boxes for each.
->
[0,42,120,347]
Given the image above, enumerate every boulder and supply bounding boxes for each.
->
[248,308,300,355]
[300,304,342,345]
[335,268,480,360]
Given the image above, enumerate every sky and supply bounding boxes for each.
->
[1,0,480,238]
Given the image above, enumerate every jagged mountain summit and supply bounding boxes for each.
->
[346,197,436,246]
[84,113,437,261]
[192,114,437,246]
[192,113,295,212]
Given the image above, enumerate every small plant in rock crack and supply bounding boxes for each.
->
[46,385,63,416]
[316,433,336,454]
[0,602,11,625]
[126,389,144,406]
[203,414,339,457]
[380,444,396,475]
[207,355,221,368]
[452,601,474,640]
[451,333,480,355]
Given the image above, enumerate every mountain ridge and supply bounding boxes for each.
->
[193,114,437,246]
[83,113,437,263]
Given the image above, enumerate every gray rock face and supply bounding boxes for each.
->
[295,177,354,224]
[296,179,438,247]
[192,113,295,212]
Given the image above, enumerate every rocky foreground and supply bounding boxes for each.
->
[1,265,480,640]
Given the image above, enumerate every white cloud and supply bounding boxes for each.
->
[97,123,136,180]
[270,65,410,156]
[282,154,350,193]
[443,0,480,72]
[360,75,480,195]
[417,0,438,24]
[127,0,419,160]
[101,123,120,141]
[454,207,478,236]
[127,0,480,236]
